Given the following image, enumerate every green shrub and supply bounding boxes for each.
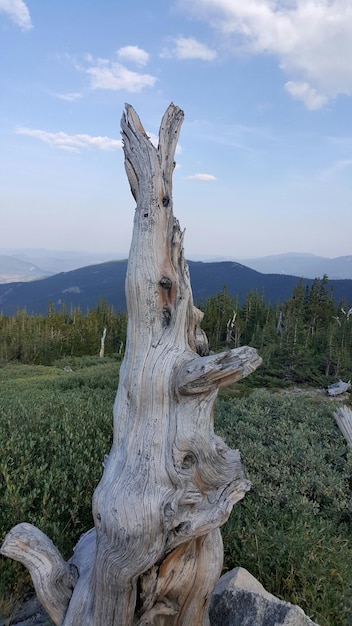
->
[0,360,116,611]
[215,390,352,626]
[1,366,351,625]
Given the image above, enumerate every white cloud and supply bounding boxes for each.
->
[161,36,217,60]
[285,81,327,110]
[15,127,122,152]
[56,92,82,102]
[0,0,32,30]
[85,58,156,92]
[144,131,159,148]
[181,0,352,107]
[117,45,149,66]
[187,173,217,181]
[67,52,156,93]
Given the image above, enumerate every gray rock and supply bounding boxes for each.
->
[0,597,52,626]
[210,567,320,626]
[2,567,319,626]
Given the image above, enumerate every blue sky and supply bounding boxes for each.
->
[1,0,351,260]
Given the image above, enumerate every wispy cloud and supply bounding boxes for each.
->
[188,118,275,154]
[325,135,352,149]
[319,159,352,181]
[0,0,32,30]
[56,92,82,102]
[181,0,352,108]
[117,45,149,66]
[68,47,155,93]
[187,173,217,181]
[15,127,122,152]
[161,36,217,61]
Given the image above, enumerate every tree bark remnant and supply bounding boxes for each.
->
[1,103,262,625]
[333,404,352,449]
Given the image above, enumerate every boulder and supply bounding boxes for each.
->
[209,567,319,626]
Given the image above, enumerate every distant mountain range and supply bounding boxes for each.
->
[0,255,52,284]
[0,260,351,317]
[239,253,352,280]
[1,250,351,284]
[0,249,124,283]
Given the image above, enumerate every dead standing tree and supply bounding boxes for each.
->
[1,104,262,625]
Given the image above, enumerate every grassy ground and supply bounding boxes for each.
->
[1,358,351,624]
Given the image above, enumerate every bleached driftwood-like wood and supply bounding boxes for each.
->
[0,523,78,625]
[1,104,262,625]
[327,380,351,397]
[99,327,107,358]
[177,345,262,395]
[333,405,352,448]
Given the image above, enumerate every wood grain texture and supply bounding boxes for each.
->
[333,405,352,448]
[0,523,77,625]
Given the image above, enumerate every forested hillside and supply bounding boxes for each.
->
[1,259,352,316]
[1,277,351,386]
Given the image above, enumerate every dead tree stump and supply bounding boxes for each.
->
[1,104,262,625]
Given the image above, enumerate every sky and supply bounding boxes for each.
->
[0,0,351,261]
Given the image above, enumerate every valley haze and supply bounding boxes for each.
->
[0,249,351,285]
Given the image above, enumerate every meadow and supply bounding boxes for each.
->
[1,357,351,625]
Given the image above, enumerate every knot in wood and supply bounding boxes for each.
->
[164,502,176,520]
[159,276,172,290]
[173,521,191,536]
[162,195,170,207]
[181,453,196,470]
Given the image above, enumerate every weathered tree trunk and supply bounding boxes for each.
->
[99,327,107,358]
[1,104,262,625]
[333,405,352,449]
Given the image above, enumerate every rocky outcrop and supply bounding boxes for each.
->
[209,567,319,626]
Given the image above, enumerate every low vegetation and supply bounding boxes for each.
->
[0,359,117,617]
[0,358,351,625]
[217,390,352,625]
[1,279,351,624]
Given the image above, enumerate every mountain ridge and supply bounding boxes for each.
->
[0,260,351,317]
[0,255,51,284]
[1,250,352,283]
[239,252,352,279]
